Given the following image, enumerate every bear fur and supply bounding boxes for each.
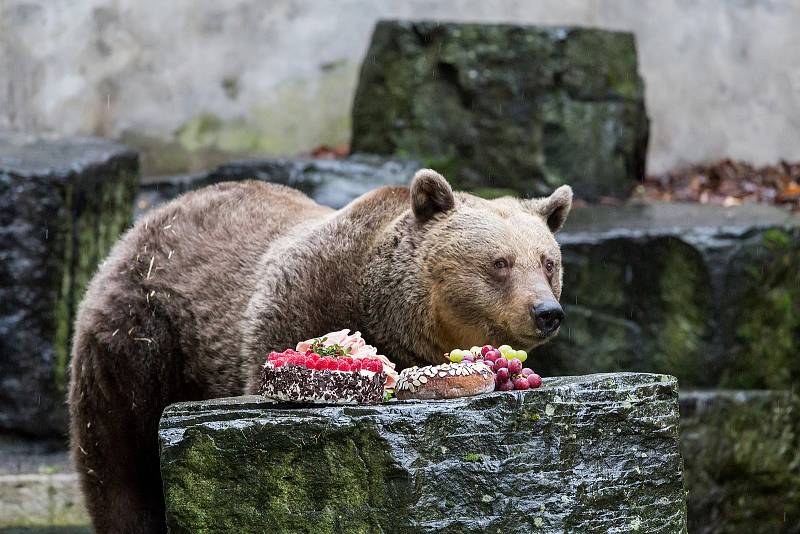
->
[68,170,572,533]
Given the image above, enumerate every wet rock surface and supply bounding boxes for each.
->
[538,202,800,390]
[135,154,419,218]
[159,373,686,533]
[680,390,800,534]
[351,20,648,199]
[0,134,139,437]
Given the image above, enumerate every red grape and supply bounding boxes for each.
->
[496,368,510,381]
[513,377,530,390]
[528,373,542,388]
[521,368,533,376]
[497,379,514,391]
[508,358,522,374]
[494,358,508,369]
[481,345,494,356]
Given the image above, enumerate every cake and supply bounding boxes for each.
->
[394,361,495,400]
[259,330,398,405]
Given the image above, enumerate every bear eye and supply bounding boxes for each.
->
[493,258,509,270]
[544,259,555,274]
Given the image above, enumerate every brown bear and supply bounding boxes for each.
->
[68,169,572,533]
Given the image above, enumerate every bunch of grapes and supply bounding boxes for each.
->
[447,344,542,391]
[266,349,384,372]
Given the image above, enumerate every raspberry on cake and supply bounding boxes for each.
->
[259,330,398,405]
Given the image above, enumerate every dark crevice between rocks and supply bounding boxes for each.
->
[435,61,474,110]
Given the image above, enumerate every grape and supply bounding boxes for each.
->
[508,358,523,374]
[494,358,508,369]
[448,350,465,363]
[495,368,510,381]
[521,368,533,376]
[527,373,542,388]
[481,345,494,356]
[515,350,528,362]
[513,377,530,390]
[483,360,495,371]
[470,346,481,354]
[463,354,475,363]
[497,379,514,391]
[485,350,500,362]
[498,344,513,356]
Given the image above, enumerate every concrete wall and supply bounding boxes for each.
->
[1,0,798,175]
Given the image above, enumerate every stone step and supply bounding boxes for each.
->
[0,436,88,530]
[0,474,87,530]
[0,133,140,437]
[538,202,800,390]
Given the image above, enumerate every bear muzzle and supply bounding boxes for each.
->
[531,300,565,336]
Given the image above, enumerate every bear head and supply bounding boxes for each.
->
[408,168,572,355]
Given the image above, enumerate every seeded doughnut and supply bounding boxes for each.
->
[395,362,495,400]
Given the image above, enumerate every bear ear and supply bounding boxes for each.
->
[411,169,455,222]
[527,185,573,233]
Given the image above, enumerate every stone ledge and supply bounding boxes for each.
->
[0,473,88,528]
[159,373,686,533]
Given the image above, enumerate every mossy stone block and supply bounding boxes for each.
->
[537,202,800,390]
[351,20,648,199]
[680,390,800,533]
[160,373,686,533]
[0,134,139,437]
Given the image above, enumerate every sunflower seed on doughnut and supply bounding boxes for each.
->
[395,361,495,400]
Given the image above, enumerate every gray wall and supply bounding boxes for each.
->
[1,0,798,175]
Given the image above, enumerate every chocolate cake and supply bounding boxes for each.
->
[260,362,387,404]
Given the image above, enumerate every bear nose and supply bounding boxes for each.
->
[531,301,564,335]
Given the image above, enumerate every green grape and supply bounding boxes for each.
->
[470,346,481,354]
[449,350,464,363]
[515,350,528,362]
[498,344,513,355]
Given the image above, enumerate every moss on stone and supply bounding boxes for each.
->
[162,423,393,533]
[52,182,74,395]
[653,241,710,382]
[351,21,648,199]
[720,227,800,389]
[470,187,520,199]
[52,170,138,394]
[680,391,800,533]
